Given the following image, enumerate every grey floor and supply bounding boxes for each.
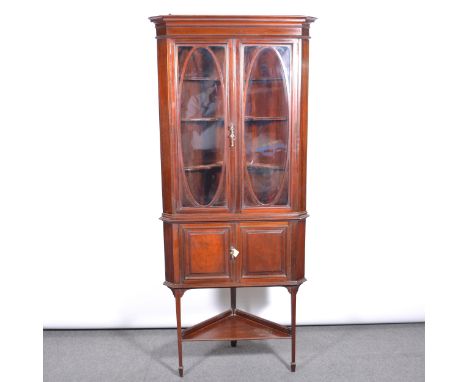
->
[44,323,424,382]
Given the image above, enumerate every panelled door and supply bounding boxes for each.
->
[238,222,290,282]
[180,223,236,284]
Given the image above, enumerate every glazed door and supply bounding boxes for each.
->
[174,41,297,212]
[175,43,232,211]
[239,42,295,209]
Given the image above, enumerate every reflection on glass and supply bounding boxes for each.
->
[183,81,219,119]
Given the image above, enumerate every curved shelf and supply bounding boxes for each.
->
[181,117,224,123]
[183,77,221,81]
[244,116,288,122]
[247,163,285,172]
[249,77,283,82]
[184,162,223,172]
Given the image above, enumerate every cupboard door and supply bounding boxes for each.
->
[176,44,229,209]
[238,222,290,282]
[240,44,293,207]
[180,223,234,283]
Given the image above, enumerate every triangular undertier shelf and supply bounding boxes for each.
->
[182,309,291,341]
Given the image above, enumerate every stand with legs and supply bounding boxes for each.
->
[171,285,300,377]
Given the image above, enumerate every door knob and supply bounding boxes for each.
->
[230,246,239,259]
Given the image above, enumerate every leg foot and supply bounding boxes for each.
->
[172,289,185,378]
[287,286,299,374]
[230,340,237,347]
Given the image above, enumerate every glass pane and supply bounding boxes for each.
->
[178,46,227,207]
[243,46,290,206]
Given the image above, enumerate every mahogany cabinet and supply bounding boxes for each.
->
[149,15,315,376]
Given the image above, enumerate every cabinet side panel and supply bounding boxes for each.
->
[298,39,309,211]
[157,39,174,213]
[163,222,175,282]
[295,220,306,280]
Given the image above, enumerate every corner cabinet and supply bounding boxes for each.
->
[149,15,315,377]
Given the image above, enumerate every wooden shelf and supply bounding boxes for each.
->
[244,116,288,122]
[182,309,291,341]
[184,77,221,81]
[184,162,223,172]
[181,117,224,123]
[247,163,285,172]
[249,77,283,82]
